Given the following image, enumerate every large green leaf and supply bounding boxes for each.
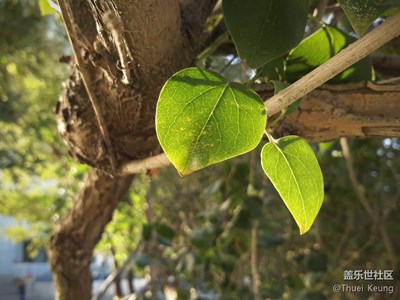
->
[285,25,373,84]
[338,0,400,36]
[223,0,311,68]
[261,136,324,234]
[156,68,266,175]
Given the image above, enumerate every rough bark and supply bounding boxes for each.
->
[56,0,217,174]
[254,82,400,142]
[48,169,133,300]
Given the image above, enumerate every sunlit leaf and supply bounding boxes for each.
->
[156,67,266,175]
[285,25,373,84]
[261,136,324,234]
[223,0,311,68]
[338,0,400,36]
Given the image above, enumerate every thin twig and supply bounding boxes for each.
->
[118,153,170,175]
[94,242,144,300]
[59,0,118,173]
[338,233,375,270]
[250,224,260,300]
[219,55,236,74]
[308,0,329,34]
[340,138,397,268]
[340,138,376,220]
[197,31,230,61]
[331,212,354,263]
[265,12,400,117]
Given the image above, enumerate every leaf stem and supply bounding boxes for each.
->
[218,55,237,74]
[264,130,277,144]
[246,71,261,87]
[267,109,287,128]
[197,31,230,61]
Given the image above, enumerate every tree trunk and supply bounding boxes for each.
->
[48,169,133,300]
[50,1,216,299]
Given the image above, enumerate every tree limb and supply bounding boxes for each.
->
[272,82,400,142]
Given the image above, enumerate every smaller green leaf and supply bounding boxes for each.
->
[285,25,373,84]
[156,68,266,175]
[338,0,400,36]
[261,136,324,234]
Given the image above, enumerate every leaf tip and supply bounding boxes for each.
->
[299,226,309,235]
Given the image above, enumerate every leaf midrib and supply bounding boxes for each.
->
[273,142,308,232]
[251,0,274,61]
[165,85,221,141]
[183,84,229,172]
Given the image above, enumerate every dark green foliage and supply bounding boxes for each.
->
[223,0,311,68]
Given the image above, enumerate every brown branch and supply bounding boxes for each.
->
[264,12,400,117]
[272,82,400,142]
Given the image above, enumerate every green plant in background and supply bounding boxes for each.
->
[0,0,80,255]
